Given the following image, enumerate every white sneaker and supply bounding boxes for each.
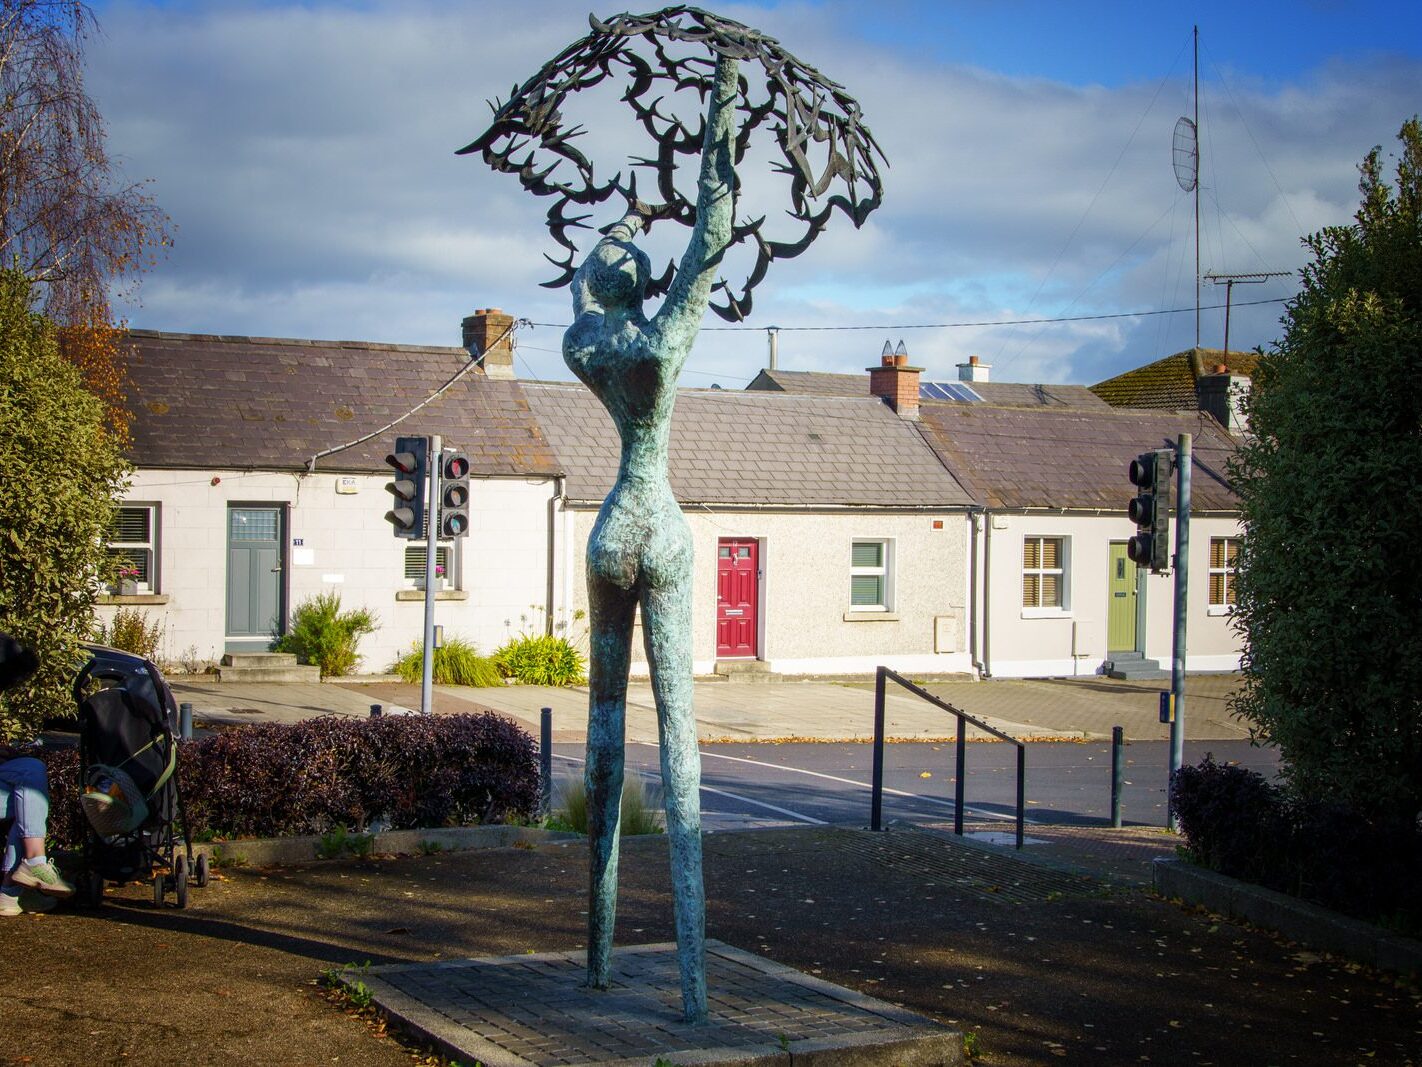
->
[9,860,75,897]
[0,888,57,915]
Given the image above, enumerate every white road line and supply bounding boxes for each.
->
[551,753,826,826]
[695,748,1023,824]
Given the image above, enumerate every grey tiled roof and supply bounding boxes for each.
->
[120,330,560,476]
[523,382,975,507]
[914,403,1239,512]
[747,368,1111,409]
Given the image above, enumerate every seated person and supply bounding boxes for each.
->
[0,633,74,915]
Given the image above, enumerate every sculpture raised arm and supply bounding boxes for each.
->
[650,52,738,351]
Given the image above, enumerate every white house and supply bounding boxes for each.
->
[748,352,1244,679]
[522,381,978,679]
[101,310,565,673]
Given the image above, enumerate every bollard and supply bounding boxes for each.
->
[540,707,553,817]
[1110,725,1124,828]
[179,702,193,740]
[370,704,382,718]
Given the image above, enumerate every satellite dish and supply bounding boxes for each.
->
[1173,116,1198,192]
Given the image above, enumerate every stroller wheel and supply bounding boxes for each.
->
[194,853,210,888]
[174,862,189,910]
[85,869,104,908]
[153,871,166,907]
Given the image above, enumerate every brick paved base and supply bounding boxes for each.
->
[346,940,962,1066]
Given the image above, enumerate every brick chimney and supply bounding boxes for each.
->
[956,355,991,383]
[867,340,922,419]
[461,307,515,379]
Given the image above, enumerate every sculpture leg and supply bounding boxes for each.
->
[641,579,706,1024]
[585,573,637,990]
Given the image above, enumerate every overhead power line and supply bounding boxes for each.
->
[526,295,1286,333]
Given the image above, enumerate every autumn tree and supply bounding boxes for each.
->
[1231,118,1422,829]
[1,0,168,431]
[0,269,130,740]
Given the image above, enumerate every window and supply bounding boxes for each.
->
[1209,537,1239,610]
[850,539,892,611]
[404,543,454,589]
[109,505,157,592]
[1022,536,1065,610]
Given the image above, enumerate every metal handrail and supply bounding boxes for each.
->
[870,666,1026,849]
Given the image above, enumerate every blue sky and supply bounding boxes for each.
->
[86,1,1422,388]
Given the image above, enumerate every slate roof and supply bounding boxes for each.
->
[746,368,1111,409]
[1090,347,1258,410]
[522,382,975,508]
[914,402,1239,512]
[120,330,560,476]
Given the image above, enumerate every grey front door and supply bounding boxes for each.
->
[226,506,284,644]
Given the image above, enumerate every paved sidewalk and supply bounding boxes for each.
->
[170,672,1248,743]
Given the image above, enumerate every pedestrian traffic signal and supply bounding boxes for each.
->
[1127,447,1174,572]
[385,436,428,539]
[439,449,471,538]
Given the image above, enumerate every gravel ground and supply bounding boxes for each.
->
[1,827,1417,1066]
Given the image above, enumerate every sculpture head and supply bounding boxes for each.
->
[575,235,652,313]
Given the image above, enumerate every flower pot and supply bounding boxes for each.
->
[119,580,138,596]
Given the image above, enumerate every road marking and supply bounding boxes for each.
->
[695,748,1024,824]
[551,753,826,825]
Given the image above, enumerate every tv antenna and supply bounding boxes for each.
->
[1204,271,1291,361]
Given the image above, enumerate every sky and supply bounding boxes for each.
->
[85,0,1422,389]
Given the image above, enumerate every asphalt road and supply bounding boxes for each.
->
[552,738,1281,830]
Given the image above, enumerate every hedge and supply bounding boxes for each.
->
[39,712,539,849]
[1171,755,1422,934]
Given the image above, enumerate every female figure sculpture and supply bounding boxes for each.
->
[464,6,884,1026]
[562,53,737,1023]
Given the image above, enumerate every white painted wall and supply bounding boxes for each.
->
[95,469,557,671]
[567,506,973,677]
[979,511,1244,678]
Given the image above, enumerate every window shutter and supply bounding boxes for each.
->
[111,507,150,542]
[851,542,883,569]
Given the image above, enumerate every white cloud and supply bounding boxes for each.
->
[89,1,1420,389]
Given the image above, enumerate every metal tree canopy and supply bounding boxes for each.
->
[458,5,886,320]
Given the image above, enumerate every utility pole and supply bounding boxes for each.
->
[1167,432,1191,831]
[1193,25,1200,351]
[1204,272,1290,361]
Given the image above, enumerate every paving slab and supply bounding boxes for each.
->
[347,940,962,1067]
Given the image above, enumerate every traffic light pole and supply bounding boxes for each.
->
[1167,432,1191,830]
[421,434,442,716]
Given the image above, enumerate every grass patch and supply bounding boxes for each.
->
[391,635,503,686]
[549,774,664,836]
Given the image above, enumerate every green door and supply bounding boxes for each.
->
[226,506,284,649]
[1107,542,1137,651]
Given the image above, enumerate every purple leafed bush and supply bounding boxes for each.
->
[39,713,538,848]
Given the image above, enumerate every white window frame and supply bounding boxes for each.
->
[1021,535,1070,617]
[109,503,158,593]
[1208,536,1239,615]
[849,538,894,612]
[403,540,457,590]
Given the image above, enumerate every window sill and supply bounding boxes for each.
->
[395,589,468,602]
[1206,605,1234,617]
[843,611,899,622]
[97,594,169,606]
[1020,608,1071,619]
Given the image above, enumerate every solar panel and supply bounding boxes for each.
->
[919,381,983,402]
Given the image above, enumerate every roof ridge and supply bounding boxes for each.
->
[124,328,469,355]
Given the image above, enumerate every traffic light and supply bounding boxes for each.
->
[1127,447,1174,572]
[384,436,428,539]
[439,450,471,538]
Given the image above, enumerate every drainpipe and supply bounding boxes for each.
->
[968,509,983,677]
[981,510,993,678]
[546,477,563,635]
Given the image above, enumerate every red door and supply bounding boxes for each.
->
[716,539,759,658]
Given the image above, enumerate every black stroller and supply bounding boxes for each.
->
[73,645,207,907]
